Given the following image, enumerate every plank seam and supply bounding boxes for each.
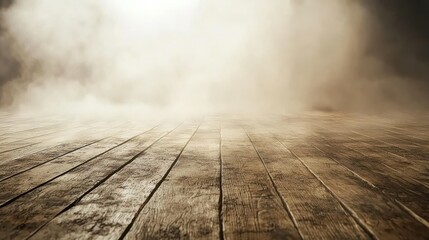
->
[311,142,429,229]
[0,124,61,137]
[0,138,107,183]
[117,123,200,240]
[281,143,378,240]
[0,123,84,147]
[219,123,225,240]
[26,123,181,240]
[311,144,378,189]
[395,201,429,229]
[313,129,429,191]
[0,124,160,209]
[338,143,429,191]
[0,142,40,154]
[244,130,304,240]
[3,131,59,145]
[350,130,410,151]
[341,134,429,190]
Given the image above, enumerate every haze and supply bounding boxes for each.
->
[0,0,428,119]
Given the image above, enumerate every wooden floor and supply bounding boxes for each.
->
[0,113,429,239]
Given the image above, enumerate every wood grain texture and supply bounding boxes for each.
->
[311,138,429,225]
[0,114,428,239]
[339,139,429,187]
[275,135,429,239]
[0,124,134,181]
[221,122,301,240]
[0,124,69,151]
[0,141,95,180]
[0,123,175,239]
[350,126,429,160]
[123,120,221,240]
[0,127,146,206]
[31,122,200,240]
[244,126,369,239]
[0,122,126,165]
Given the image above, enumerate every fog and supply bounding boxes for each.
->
[0,0,428,118]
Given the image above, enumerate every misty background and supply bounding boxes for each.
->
[0,0,428,117]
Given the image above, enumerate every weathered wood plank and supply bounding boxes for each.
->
[0,125,149,206]
[276,138,429,239]
[311,139,429,226]
[0,141,97,181]
[0,114,426,239]
[341,141,429,188]
[308,126,429,212]
[0,123,177,240]
[0,123,137,181]
[122,121,221,240]
[350,119,429,145]
[0,122,75,142]
[244,126,369,239]
[220,122,301,239]
[0,123,62,140]
[31,122,199,239]
[382,129,429,145]
[275,118,429,229]
[310,124,429,185]
[0,126,73,154]
[348,125,429,157]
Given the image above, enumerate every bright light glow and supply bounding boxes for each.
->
[2,0,377,118]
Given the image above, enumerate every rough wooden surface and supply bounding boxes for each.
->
[221,122,301,239]
[244,124,369,239]
[0,113,428,239]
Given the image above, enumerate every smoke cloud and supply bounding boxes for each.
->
[0,0,428,117]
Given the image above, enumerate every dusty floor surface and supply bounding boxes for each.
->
[0,113,428,239]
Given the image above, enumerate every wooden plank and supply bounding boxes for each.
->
[349,129,429,161]
[0,122,63,153]
[0,122,135,181]
[352,132,429,161]
[0,123,177,239]
[220,122,301,239]
[0,131,57,145]
[311,139,429,226]
[309,125,429,207]
[294,117,429,164]
[277,117,429,227]
[0,123,62,139]
[350,119,429,145]
[381,129,429,145]
[0,124,98,150]
[0,113,426,239]
[0,141,82,165]
[0,141,97,181]
[0,123,74,143]
[0,127,106,168]
[0,120,56,132]
[122,121,219,240]
[341,141,429,188]
[0,129,70,154]
[0,142,39,155]
[31,122,199,239]
[0,125,148,206]
[0,122,87,143]
[309,124,429,188]
[276,136,429,239]
[244,126,369,239]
